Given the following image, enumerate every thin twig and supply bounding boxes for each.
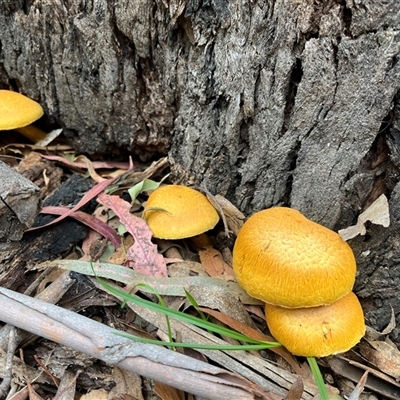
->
[0,327,17,398]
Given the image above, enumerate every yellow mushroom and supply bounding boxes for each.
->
[0,90,46,142]
[265,292,365,357]
[144,185,220,239]
[232,207,356,308]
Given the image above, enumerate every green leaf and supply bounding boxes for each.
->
[128,176,169,202]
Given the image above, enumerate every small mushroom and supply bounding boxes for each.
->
[232,207,356,308]
[0,89,46,142]
[144,185,220,239]
[265,292,366,357]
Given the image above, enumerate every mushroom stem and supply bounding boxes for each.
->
[15,125,47,142]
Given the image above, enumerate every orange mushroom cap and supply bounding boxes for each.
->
[0,90,44,130]
[144,185,220,239]
[265,292,365,357]
[232,207,356,308]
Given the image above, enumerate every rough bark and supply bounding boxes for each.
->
[0,160,40,242]
[1,0,400,342]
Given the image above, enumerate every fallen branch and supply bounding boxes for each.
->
[0,286,281,400]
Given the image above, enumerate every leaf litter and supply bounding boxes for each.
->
[0,143,396,400]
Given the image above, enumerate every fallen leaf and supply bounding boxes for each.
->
[155,381,185,400]
[109,367,144,400]
[27,382,45,400]
[347,370,368,400]
[36,128,63,146]
[29,162,133,231]
[56,369,79,399]
[198,246,235,280]
[80,388,108,400]
[359,339,400,379]
[284,377,304,400]
[108,235,134,264]
[339,194,390,240]
[40,206,121,249]
[81,228,109,261]
[52,259,263,305]
[97,193,167,277]
[366,306,396,340]
[40,153,130,170]
[75,154,107,182]
[214,194,246,236]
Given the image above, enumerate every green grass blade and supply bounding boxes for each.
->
[307,357,329,400]
[132,283,175,349]
[117,331,280,350]
[184,288,209,322]
[97,277,280,347]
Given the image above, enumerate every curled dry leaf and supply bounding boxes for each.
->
[339,194,390,241]
[214,194,246,236]
[365,306,396,340]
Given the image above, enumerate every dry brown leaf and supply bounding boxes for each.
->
[359,339,400,379]
[56,369,78,400]
[108,235,134,265]
[328,355,400,399]
[168,260,209,277]
[198,246,235,280]
[80,388,108,400]
[347,370,368,400]
[339,194,390,240]
[284,377,304,400]
[16,150,63,197]
[109,367,144,400]
[81,228,108,261]
[214,194,246,236]
[27,382,45,400]
[155,381,186,400]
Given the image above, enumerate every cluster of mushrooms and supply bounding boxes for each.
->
[145,185,365,358]
[233,207,365,357]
